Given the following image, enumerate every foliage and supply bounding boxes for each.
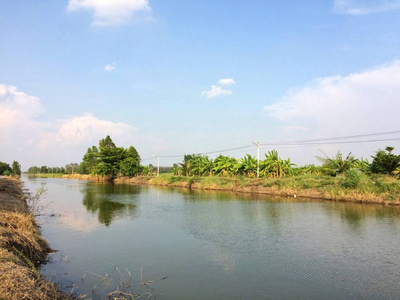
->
[172,150,295,178]
[370,147,400,175]
[341,169,364,188]
[11,161,21,176]
[88,136,142,178]
[316,151,357,175]
[141,165,156,176]
[354,157,370,173]
[0,161,12,175]
[81,146,99,174]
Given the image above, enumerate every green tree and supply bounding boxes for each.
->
[119,146,141,177]
[316,151,357,175]
[370,147,400,175]
[238,154,257,177]
[82,146,99,174]
[91,136,143,178]
[0,162,12,175]
[213,155,239,176]
[120,157,141,177]
[99,135,116,148]
[11,161,21,176]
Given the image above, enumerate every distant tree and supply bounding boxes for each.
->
[40,166,48,173]
[370,147,400,175]
[11,161,21,176]
[27,166,39,174]
[316,151,357,175]
[0,162,12,175]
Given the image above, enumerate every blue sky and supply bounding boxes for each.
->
[1,0,400,169]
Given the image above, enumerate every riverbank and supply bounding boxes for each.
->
[40,173,400,206]
[117,174,400,205]
[0,176,71,299]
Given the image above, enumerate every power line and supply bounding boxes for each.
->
[158,145,254,158]
[259,138,400,149]
[260,130,400,145]
[141,130,400,163]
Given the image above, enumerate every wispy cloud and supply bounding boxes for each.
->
[333,0,400,15]
[264,61,400,139]
[104,62,116,72]
[202,78,235,98]
[67,0,152,26]
[218,78,235,86]
[202,85,233,98]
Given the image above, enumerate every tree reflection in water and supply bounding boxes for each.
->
[81,183,140,226]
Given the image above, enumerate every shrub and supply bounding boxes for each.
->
[342,169,363,188]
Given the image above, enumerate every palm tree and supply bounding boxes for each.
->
[316,151,357,175]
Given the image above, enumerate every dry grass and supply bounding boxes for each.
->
[0,177,74,300]
[0,248,71,300]
[0,211,50,266]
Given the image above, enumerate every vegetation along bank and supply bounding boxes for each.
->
[26,135,400,206]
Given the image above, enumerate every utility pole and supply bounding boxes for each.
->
[252,141,260,178]
[157,156,160,176]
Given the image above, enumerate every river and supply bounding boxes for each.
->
[22,175,400,299]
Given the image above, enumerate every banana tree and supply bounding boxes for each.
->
[239,154,257,177]
[213,155,239,176]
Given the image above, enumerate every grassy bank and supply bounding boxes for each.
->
[115,173,400,205]
[32,172,400,205]
[0,176,71,300]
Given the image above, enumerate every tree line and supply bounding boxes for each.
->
[172,147,400,178]
[0,161,21,176]
[26,135,400,179]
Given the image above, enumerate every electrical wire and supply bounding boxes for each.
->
[142,130,400,162]
[259,130,400,145]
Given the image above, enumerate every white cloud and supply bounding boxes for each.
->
[104,62,116,72]
[218,78,235,86]
[202,78,235,98]
[333,0,400,15]
[0,84,164,169]
[67,0,151,26]
[202,85,233,98]
[264,61,400,145]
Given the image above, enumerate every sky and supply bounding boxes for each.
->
[1,0,400,170]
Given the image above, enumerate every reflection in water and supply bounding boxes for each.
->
[325,201,400,229]
[81,183,139,226]
[21,176,400,299]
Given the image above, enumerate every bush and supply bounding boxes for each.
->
[342,169,363,188]
[370,148,400,175]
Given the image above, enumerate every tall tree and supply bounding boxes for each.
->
[11,161,21,176]
[82,146,99,174]
[370,147,400,175]
[119,146,141,177]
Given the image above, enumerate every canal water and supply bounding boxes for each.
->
[22,175,400,299]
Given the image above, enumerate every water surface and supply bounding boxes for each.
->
[23,175,400,299]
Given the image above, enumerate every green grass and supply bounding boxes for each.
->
[149,173,400,202]
[28,173,64,178]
